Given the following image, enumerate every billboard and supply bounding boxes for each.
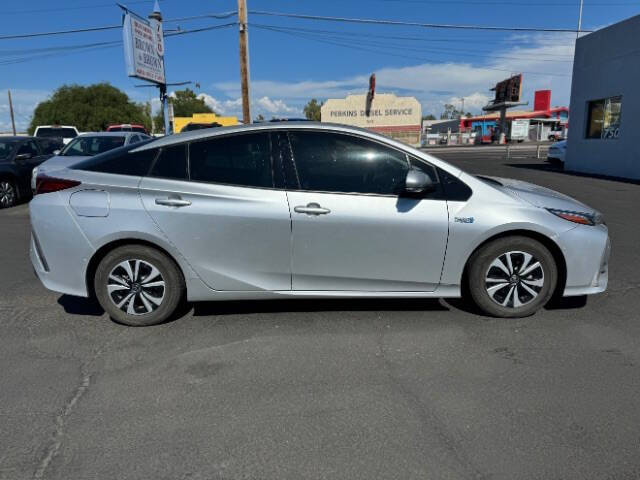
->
[122,10,165,85]
[491,74,522,104]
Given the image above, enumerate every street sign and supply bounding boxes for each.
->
[122,10,165,85]
[491,74,522,104]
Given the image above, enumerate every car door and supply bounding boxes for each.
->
[138,132,292,291]
[14,140,47,187]
[284,130,449,292]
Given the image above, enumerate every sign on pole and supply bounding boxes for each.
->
[122,10,165,85]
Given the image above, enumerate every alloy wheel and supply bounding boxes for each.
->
[485,251,545,308]
[107,259,165,315]
[0,181,16,208]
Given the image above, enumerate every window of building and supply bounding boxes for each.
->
[586,96,622,139]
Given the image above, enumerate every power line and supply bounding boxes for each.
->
[377,0,640,5]
[0,0,161,16]
[256,25,574,63]
[250,23,575,58]
[252,24,572,77]
[0,23,235,66]
[249,10,594,33]
[0,12,237,41]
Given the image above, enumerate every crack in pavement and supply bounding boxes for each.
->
[32,331,124,480]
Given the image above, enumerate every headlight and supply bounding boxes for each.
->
[546,208,603,226]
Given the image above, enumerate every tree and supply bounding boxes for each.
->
[28,83,150,134]
[153,88,215,132]
[422,114,436,120]
[440,104,472,120]
[255,114,265,122]
[303,98,322,121]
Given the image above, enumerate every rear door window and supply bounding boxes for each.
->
[189,132,273,188]
[149,144,188,180]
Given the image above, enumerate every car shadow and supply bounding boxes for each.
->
[506,162,640,185]
[57,295,105,316]
[192,297,449,317]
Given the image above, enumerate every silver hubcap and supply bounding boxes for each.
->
[0,181,16,207]
[107,259,165,315]
[485,251,545,309]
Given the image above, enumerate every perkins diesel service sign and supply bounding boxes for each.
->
[123,11,165,85]
[321,94,421,128]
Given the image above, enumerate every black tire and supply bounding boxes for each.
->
[94,245,185,326]
[0,178,18,209]
[467,236,557,318]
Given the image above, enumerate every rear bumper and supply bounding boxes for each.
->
[557,224,610,297]
[30,194,94,297]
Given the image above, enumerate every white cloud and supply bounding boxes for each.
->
[213,33,575,117]
[255,96,296,115]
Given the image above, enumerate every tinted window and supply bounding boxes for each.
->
[189,133,273,188]
[71,141,157,176]
[0,140,19,160]
[17,141,39,157]
[37,138,63,155]
[289,131,409,195]
[36,128,77,138]
[132,126,147,133]
[150,144,188,180]
[61,136,126,156]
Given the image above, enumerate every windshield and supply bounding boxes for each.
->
[36,127,77,139]
[60,136,126,156]
[0,140,19,161]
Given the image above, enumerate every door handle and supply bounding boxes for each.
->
[294,203,331,215]
[155,196,191,207]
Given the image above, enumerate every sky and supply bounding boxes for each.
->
[1,0,640,131]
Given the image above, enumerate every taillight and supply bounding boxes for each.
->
[35,175,81,195]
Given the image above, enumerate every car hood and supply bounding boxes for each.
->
[478,175,598,214]
[37,155,90,173]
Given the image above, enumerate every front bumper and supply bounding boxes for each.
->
[557,223,610,296]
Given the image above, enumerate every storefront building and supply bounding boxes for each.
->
[321,93,422,146]
[565,14,639,180]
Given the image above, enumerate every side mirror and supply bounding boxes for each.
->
[15,153,32,161]
[404,168,435,194]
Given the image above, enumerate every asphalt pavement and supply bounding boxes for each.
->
[1,145,639,480]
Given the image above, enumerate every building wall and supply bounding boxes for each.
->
[173,113,238,133]
[566,14,640,180]
[321,93,422,146]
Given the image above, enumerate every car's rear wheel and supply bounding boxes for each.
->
[94,245,185,326]
[0,179,17,209]
[467,236,557,318]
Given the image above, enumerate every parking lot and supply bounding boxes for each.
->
[1,145,639,480]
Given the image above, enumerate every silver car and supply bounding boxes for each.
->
[29,123,610,326]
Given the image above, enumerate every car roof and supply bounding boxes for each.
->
[0,136,35,141]
[134,122,407,151]
[74,132,137,138]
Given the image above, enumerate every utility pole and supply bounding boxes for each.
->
[7,90,16,135]
[576,0,583,39]
[148,2,171,134]
[237,0,251,124]
[461,97,465,117]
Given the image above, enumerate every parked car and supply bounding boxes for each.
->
[180,122,222,133]
[34,125,79,145]
[0,136,59,208]
[547,140,567,164]
[30,122,610,326]
[31,132,150,190]
[106,123,149,134]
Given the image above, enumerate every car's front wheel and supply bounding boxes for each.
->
[467,236,557,318]
[94,245,185,326]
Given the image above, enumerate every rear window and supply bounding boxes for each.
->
[61,136,126,156]
[36,128,77,139]
[71,140,158,176]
